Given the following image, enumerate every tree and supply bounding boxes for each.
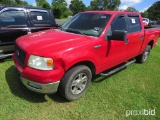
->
[52,0,69,18]
[86,6,92,11]
[52,0,67,6]
[147,1,160,20]
[90,0,121,10]
[0,0,30,6]
[69,0,86,15]
[0,0,15,5]
[35,0,51,9]
[36,0,46,7]
[42,2,51,9]
[15,0,21,5]
[125,7,138,12]
[15,0,30,6]
[140,11,148,18]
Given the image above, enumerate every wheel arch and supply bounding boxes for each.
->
[148,40,154,48]
[66,61,96,75]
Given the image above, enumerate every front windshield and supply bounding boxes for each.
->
[61,13,111,37]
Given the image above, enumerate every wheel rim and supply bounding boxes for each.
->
[71,73,88,95]
[143,49,150,61]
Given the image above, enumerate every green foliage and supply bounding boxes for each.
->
[90,0,98,10]
[89,0,121,10]
[86,6,92,11]
[125,7,138,12]
[15,1,29,6]
[0,0,14,5]
[68,10,73,16]
[52,0,67,6]
[52,0,69,19]
[0,0,30,6]
[36,0,46,7]
[147,1,160,20]
[42,2,51,9]
[69,0,86,15]
[35,0,51,9]
[140,11,148,18]
[15,0,21,5]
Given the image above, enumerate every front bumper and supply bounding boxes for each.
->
[13,53,64,94]
[20,77,60,94]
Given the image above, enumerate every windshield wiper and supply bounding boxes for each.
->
[64,29,84,35]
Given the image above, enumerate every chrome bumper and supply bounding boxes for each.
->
[20,77,60,94]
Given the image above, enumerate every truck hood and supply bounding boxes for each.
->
[16,29,93,55]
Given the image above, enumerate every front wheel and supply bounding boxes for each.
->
[58,65,92,101]
[136,45,151,63]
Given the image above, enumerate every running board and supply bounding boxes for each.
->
[100,59,136,77]
[0,53,13,59]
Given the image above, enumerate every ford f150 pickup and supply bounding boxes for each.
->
[0,5,57,59]
[13,11,160,101]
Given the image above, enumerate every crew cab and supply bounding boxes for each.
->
[0,5,56,59]
[13,11,160,101]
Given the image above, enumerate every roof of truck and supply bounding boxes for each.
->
[81,10,140,15]
[0,5,50,11]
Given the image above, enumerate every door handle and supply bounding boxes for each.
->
[140,36,144,40]
[125,39,129,44]
[94,45,102,49]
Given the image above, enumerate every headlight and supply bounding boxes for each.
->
[28,55,54,70]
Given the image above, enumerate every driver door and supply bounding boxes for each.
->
[99,15,129,71]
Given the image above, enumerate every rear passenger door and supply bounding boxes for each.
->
[126,14,144,59]
[29,9,53,33]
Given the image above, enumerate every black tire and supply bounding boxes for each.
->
[136,45,151,63]
[58,65,92,101]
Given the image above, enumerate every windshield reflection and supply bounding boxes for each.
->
[61,13,111,37]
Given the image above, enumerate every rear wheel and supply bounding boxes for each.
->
[58,65,92,101]
[136,45,151,63]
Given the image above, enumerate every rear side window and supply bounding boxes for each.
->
[128,16,141,32]
[0,10,26,27]
[30,11,51,26]
[111,16,127,31]
[157,21,160,25]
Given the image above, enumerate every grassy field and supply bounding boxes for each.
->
[55,18,69,22]
[0,38,160,120]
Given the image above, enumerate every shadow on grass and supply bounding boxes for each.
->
[5,65,67,103]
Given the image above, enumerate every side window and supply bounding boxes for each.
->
[111,16,127,31]
[157,21,160,25]
[0,10,26,27]
[128,16,141,32]
[30,11,50,26]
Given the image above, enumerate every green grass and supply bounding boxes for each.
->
[0,38,160,120]
[55,18,69,22]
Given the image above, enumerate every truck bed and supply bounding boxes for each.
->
[142,27,160,53]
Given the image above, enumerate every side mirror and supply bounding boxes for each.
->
[108,30,127,41]
[54,24,61,28]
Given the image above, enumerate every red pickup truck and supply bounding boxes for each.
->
[13,11,160,101]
